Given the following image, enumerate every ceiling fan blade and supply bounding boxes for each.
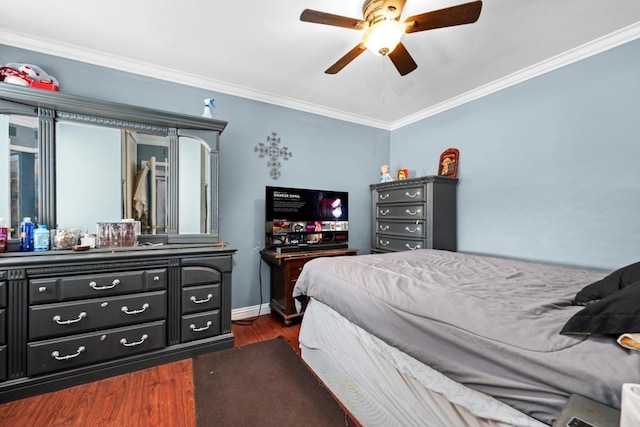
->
[325,43,367,74]
[388,42,417,76]
[300,9,367,30]
[404,1,483,34]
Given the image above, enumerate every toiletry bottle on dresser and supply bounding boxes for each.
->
[20,217,34,252]
[34,224,50,251]
[0,217,7,253]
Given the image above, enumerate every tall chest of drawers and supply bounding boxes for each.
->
[0,245,235,403]
[370,176,458,253]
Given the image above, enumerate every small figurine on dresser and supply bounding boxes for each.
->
[380,164,394,183]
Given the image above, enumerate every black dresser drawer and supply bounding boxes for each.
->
[181,284,220,314]
[375,185,425,204]
[0,281,6,308]
[27,321,166,376]
[181,266,221,287]
[0,310,5,345]
[375,204,425,220]
[29,269,167,304]
[375,221,425,238]
[181,310,221,343]
[29,291,167,340]
[0,346,5,382]
[374,235,424,252]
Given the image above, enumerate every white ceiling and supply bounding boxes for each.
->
[1,0,640,129]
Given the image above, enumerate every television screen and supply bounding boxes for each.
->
[265,186,348,252]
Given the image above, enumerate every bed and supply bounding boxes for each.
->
[292,249,640,426]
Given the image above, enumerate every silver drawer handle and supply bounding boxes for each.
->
[53,312,87,325]
[405,243,422,250]
[379,239,390,247]
[405,226,421,233]
[405,209,421,216]
[405,191,421,198]
[379,193,389,200]
[190,321,213,332]
[153,275,161,282]
[191,294,213,304]
[379,209,390,216]
[38,286,47,293]
[121,303,150,315]
[120,334,148,347]
[90,278,121,290]
[379,224,389,231]
[51,346,86,361]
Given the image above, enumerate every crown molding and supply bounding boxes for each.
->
[2,23,639,133]
[389,22,640,130]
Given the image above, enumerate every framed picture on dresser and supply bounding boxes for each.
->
[438,147,459,178]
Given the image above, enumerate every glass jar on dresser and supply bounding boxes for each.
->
[370,176,458,253]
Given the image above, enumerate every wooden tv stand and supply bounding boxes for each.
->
[260,248,358,325]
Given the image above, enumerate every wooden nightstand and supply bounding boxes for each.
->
[260,248,358,325]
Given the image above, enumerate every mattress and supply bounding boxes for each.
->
[293,249,640,425]
[300,298,547,427]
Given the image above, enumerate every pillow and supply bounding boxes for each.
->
[574,260,640,304]
[561,280,640,335]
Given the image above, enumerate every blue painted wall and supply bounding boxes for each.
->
[0,44,389,309]
[391,39,640,270]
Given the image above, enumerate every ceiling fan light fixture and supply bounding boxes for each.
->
[362,19,403,56]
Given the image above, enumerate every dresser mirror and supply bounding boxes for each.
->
[56,121,122,234]
[0,114,39,238]
[0,83,227,247]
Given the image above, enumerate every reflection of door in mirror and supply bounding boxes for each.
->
[0,115,39,238]
[56,121,122,232]
[124,131,170,235]
[179,136,210,234]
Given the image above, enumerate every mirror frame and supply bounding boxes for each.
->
[0,83,228,246]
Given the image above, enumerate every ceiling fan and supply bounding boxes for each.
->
[300,0,483,76]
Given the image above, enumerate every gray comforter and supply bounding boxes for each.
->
[292,249,640,425]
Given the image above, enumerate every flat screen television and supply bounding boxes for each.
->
[265,186,349,253]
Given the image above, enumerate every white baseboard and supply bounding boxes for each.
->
[231,303,271,320]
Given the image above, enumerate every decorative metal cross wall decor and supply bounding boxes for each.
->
[254,132,292,179]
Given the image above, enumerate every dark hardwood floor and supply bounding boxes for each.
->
[0,314,301,427]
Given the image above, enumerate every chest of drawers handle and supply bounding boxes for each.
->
[51,346,86,361]
[379,239,390,247]
[405,191,421,198]
[121,303,150,315]
[379,193,389,200]
[379,225,389,231]
[405,209,421,216]
[405,226,421,233]
[190,320,213,332]
[379,209,390,216]
[120,334,149,347]
[90,278,121,290]
[52,312,87,325]
[405,243,422,250]
[190,294,213,304]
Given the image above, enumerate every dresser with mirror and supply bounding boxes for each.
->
[0,83,235,402]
